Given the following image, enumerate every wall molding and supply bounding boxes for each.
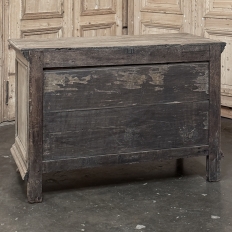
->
[21,27,63,38]
[80,22,116,37]
[141,0,183,15]
[21,0,64,20]
[141,22,182,32]
[81,0,116,16]
[205,0,232,19]
[205,27,232,37]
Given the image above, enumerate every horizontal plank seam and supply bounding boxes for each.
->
[43,100,210,113]
[42,145,209,162]
[43,60,210,71]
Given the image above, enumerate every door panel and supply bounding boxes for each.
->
[130,0,232,110]
[0,0,3,122]
[129,0,184,35]
[73,0,122,37]
[204,0,232,107]
[2,0,11,122]
[2,0,123,122]
[5,0,73,121]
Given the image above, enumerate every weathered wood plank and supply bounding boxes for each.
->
[43,102,209,161]
[42,45,210,68]
[8,33,224,51]
[44,63,209,111]
[207,44,222,182]
[27,51,44,203]
[17,60,28,157]
[42,145,209,173]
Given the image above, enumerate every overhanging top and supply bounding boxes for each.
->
[9,33,225,52]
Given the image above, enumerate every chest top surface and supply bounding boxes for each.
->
[9,33,225,52]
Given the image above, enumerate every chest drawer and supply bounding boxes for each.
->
[43,63,209,161]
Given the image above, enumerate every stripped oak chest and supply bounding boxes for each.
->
[9,34,225,203]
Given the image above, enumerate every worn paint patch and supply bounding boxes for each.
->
[203,112,208,129]
[44,73,93,92]
[179,126,198,143]
[193,71,209,94]
[154,87,164,91]
[114,71,147,89]
[69,75,91,85]
[94,88,119,94]
[149,69,165,86]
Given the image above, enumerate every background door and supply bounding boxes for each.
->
[0,0,3,123]
[204,0,232,117]
[129,0,232,118]
[1,0,124,122]
[2,0,232,122]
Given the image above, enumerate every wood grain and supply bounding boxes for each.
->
[44,63,209,111]
[207,44,222,182]
[9,33,221,50]
[27,51,44,203]
[42,145,209,173]
[43,101,209,161]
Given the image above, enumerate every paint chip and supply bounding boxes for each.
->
[136,225,146,230]
[211,215,220,219]
[202,194,207,196]
[143,183,147,186]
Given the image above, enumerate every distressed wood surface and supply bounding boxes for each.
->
[44,63,209,111]
[9,33,223,51]
[42,45,210,68]
[43,145,209,173]
[43,101,209,161]
[9,33,225,202]
[207,44,222,182]
[27,51,44,203]
[17,60,28,157]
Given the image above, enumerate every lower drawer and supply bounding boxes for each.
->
[43,101,209,161]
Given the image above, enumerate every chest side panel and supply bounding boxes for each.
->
[43,63,209,161]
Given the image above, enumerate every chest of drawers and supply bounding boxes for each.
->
[9,33,225,203]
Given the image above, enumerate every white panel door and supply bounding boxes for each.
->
[73,0,123,37]
[204,0,232,108]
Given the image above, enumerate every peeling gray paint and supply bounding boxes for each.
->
[179,126,198,143]
[193,70,209,94]
[203,112,208,129]
[149,69,165,86]
[114,71,147,89]
[44,73,92,92]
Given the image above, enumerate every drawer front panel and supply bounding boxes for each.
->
[43,101,209,160]
[44,63,209,112]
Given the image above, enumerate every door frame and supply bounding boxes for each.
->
[0,0,9,123]
[0,0,3,123]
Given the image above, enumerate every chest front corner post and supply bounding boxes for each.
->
[207,44,223,182]
[27,51,44,203]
